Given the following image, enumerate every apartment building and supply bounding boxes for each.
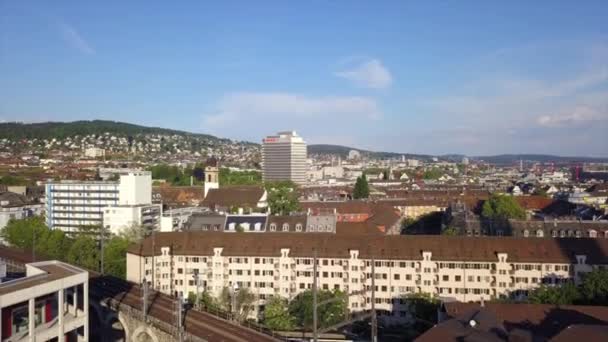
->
[45,180,119,232]
[262,131,307,184]
[0,191,44,229]
[46,171,159,234]
[126,233,607,324]
[0,260,89,341]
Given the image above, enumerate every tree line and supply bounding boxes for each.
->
[1,217,132,278]
[525,269,608,306]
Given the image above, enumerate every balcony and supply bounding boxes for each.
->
[432,280,438,285]
[491,281,496,286]
[415,268,421,273]
[274,263,280,269]
[490,269,497,274]
[415,280,421,285]
[509,270,515,275]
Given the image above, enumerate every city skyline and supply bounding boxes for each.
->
[1,1,607,156]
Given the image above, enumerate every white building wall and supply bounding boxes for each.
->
[103,204,161,235]
[128,249,589,322]
[119,172,152,205]
[45,181,119,232]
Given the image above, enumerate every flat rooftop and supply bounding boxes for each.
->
[0,261,87,296]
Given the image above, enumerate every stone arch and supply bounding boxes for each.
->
[132,325,160,342]
[103,311,130,342]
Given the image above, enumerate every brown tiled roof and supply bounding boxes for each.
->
[201,186,265,208]
[366,203,401,232]
[152,186,205,207]
[550,325,608,341]
[335,221,384,236]
[127,233,608,264]
[441,302,608,340]
[514,196,555,211]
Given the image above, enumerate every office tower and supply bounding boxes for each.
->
[262,131,307,184]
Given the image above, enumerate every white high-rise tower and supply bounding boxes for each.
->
[262,131,307,184]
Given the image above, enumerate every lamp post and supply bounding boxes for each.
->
[193,270,200,310]
[232,283,239,321]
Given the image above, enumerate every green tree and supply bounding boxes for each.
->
[215,287,256,322]
[422,168,443,180]
[353,175,370,199]
[528,283,580,305]
[220,168,262,186]
[67,235,100,271]
[103,236,130,278]
[0,175,30,186]
[235,224,245,233]
[234,288,256,322]
[188,291,220,311]
[118,223,147,243]
[38,229,71,260]
[289,289,347,330]
[580,269,608,305]
[265,181,300,215]
[402,292,440,326]
[263,297,295,331]
[481,194,526,220]
[401,217,417,234]
[1,217,49,251]
[441,226,458,236]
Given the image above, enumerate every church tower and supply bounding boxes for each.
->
[204,157,219,198]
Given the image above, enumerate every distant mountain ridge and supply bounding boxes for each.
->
[308,144,435,160]
[308,144,608,163]
[1,121,605,163]
[0,120,227,141]
[473,154,608,164]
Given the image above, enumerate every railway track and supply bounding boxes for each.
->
[90,276,282,342]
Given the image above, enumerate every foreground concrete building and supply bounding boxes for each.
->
[126,233,607,323]
[0,260,89,341]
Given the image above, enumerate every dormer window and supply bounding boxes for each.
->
[282,223,289,232]
[295,224,302,232]
[269,223,277,232]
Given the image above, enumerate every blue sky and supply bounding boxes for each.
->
[1,1,607,156]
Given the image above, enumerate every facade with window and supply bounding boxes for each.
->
[126,233,606,324]
[46,171,154,234]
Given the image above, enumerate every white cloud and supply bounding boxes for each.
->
[203,92,382,127]
[537,106,607,127]
[335,59,392,89]
[58,21,95,55]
